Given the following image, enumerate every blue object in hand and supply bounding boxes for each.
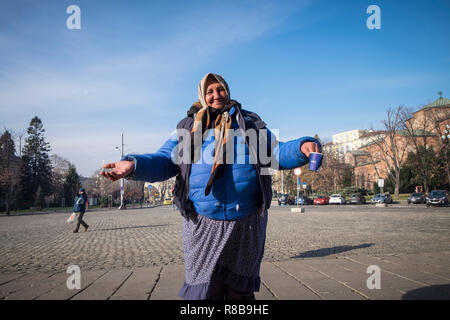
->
[309,152,323,171]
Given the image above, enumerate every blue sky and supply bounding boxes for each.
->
[1,0,449,176]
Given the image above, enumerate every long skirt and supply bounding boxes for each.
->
[179,210,268,300]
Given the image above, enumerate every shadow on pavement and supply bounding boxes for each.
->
[291,243,375,258]
[94,224,171,232]
[402,284,450,300]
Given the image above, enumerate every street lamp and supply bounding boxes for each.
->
[441,124,450,141]
[115,133,125,210]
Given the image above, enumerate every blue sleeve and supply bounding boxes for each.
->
[268,130,322,170]
[121,132,180,182]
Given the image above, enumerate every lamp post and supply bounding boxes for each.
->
[116,133,125,210]
[294,168,302,208]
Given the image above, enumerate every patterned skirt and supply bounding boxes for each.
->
[178,210,268,300]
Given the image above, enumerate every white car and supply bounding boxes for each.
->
[329,194,346,205]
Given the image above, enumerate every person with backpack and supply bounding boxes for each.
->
[100,73,321,300]
[73,188,89,233]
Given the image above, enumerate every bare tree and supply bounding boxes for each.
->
[50,154,72,205]
[296,147,348,195]
[125,180,145,203]
[371,106,411,197]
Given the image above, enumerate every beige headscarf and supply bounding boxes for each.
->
[197,73,231,109]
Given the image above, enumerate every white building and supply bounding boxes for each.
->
[325,129,386,157]
[332,129,366,154]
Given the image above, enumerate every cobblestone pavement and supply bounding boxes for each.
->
[1,204,449,300]
[0,204,449,274]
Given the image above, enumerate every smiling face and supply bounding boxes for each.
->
[205,77,228,109]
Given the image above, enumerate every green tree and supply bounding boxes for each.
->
[0,130,20,214]
[435,144,450,189]
[403,147,445,192]
[341,166,353,187]
[19,116,53,206]
[64,165,81,206]
[384,166,415,194]
[34,186,46,209]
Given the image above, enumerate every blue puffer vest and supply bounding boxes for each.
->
[188,108,262,220]
[172,105,275,221]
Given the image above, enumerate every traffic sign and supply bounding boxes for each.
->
[294,168,302,176]
[378,179,384,187]
[302,182,307,189]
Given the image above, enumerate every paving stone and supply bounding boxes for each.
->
[37,270,108,300]
[275,260,330,281]
[0,273,26,286]
[320,290,367,300]
[149,264,184,300]
[5,272,68,300]
[71,269,132,300]
[109,266,161,300]
[0,273,54,299]
[255,281,277,300]
[260,262,321,300]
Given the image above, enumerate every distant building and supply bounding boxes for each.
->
[324,129,386,158]
[344,94,450,190]
[331,129,366,155]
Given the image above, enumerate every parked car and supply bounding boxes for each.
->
[329,194,346,205]
[370,193,393,204]
[314,195,330,205]
[163,198,173,205]
[278,194,295,205]
[426,190,449,207]
[295,196,314,205]
[407,192,425,204]
[348,193,366,204]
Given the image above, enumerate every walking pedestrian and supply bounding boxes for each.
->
[72,188,89,233]
[100,73,321,300]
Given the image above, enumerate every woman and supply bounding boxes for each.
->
[101,73,321,299]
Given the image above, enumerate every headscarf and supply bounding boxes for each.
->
[190,73,241,196]
[197,73,231,109]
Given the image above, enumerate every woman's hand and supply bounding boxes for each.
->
[100,161,134,181]
[300,142,320,157]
